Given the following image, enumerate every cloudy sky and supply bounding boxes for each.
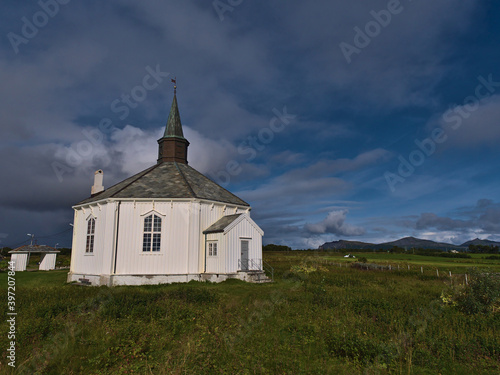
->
[2,0,500,249]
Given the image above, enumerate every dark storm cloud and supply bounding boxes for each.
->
[475,200,500,232]
[238,149,387,246]
[415,200,500,234]
[238,148,389,210]
[1,0,498,248]
[435,95,500,149]
[268,0,478,108]
[416,213,470,231]
[0,145,87,211]
[0,207,73,249]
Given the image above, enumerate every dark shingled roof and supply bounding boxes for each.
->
[203,214,242,234]
[76,162,249,206]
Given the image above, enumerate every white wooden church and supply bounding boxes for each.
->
[68,92,266,286]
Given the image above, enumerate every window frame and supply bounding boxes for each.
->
[207,241,218,257]
[85,217,96,254]
[142,213,163,253]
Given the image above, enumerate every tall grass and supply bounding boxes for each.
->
[0,253,498,374]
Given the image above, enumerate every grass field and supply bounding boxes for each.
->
[321,251,500,272]
[0,252,498,374]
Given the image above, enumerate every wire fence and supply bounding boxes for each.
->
[317,258,472,285]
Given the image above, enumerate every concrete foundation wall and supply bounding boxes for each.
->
[67,271,266,286]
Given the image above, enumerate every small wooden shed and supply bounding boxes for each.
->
[9,245,60,271]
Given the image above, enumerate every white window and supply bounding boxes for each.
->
[208,241,218,256]
[143,214,161,252]
[85,218,95,253]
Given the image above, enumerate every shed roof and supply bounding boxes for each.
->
[203,214,242,234]
[9,245,59,254]
[76,162,249,207]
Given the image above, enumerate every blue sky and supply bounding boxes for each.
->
[1,0,500,249]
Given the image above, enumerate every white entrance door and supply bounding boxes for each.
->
[240,240,249,270]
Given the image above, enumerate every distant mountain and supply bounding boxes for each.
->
[319,240,375,250]
[460,238,500,247]
[320,236,467,251]
[380,237,464,251]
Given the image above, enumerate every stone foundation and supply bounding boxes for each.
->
[67,271,270,286]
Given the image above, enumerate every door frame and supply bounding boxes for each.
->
[239,238,251,271]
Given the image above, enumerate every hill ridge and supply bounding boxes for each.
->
[319,237,500,251]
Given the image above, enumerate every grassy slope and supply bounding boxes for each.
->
[0,253,498,374]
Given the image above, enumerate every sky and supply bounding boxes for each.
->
[1,0,500,249]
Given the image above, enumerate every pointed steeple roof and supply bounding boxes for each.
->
[163,94,185,139]
[157,93,189,164]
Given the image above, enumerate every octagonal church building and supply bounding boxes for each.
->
[68,93,265,286]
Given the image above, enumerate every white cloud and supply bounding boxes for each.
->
[304,210,365,236]
[110,125,160,175]
[183,126,238,175]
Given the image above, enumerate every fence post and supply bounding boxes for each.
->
[421,267,423,274]
[465,274,468,285]
[408,265,410,271]
[436,269,439,278]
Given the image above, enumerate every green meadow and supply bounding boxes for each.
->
[0,251,498,374]
[322,252,500,272]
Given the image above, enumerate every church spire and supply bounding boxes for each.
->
[163,93,184,139]
[157,83,189,164]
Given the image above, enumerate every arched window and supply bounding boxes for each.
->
[86,218,95,253]
[143,214,161,252]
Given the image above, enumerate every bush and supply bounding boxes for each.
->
[351,263,390,271]
[263,244,292,251]
[442,268,500,314]
[289,259,329,276]
[58,248,72,256]
[358,257,368,263]
[485,255,500,260]
[0,247,12,257]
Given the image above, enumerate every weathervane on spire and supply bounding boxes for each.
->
[171,77,177,95]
